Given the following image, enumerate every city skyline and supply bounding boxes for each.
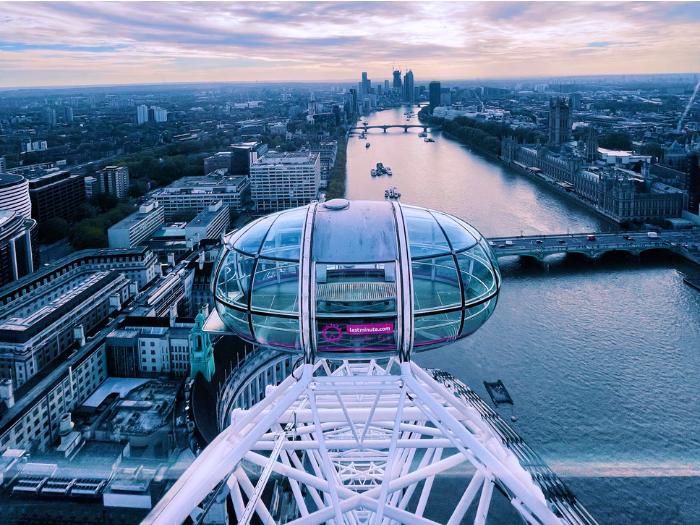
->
[0,1,699,88]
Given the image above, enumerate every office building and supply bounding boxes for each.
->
[230,141,268,176]
[151,106,168,123]
[129,265,194,318]
[383,79,390,92]
[250,151,320,212]
[204,151,233,174]
[308,141,338,187]
[429,81,441,107]
[97,165,130,198]
[0,247,158,308]
[183,200,230,242]
[45,107,56,126]
[149,174,250,220]
[0,337,109,453]
[0,211,36,286]
[440,88,452,106]
[548,97,572,146]
[63,105,74,123]
[84,175,98,199]
[361,71,371,97]
[106,318,194,378]
[108,200,165,248]
[27,170,85,222]
[0,266,132,388]
[403,69,415,103]
[22,140,48,153]
[136,104,149,125]
[0,173,32,219]
[392,69,402,91]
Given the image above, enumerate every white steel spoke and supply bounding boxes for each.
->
[144,359,593,525]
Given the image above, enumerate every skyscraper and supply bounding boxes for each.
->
[392,69,402,92]
[403,70,415,103]
[97,165,130,198]
[137,104,149,125]
[63,105,74,123]
[45,107,56,126]
[361,71,371,97]
[429,81,441,107]
[548,97,572,146]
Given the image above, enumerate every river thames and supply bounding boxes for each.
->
[345,106,700,523]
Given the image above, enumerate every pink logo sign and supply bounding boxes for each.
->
[346,323,394,336]
[321,323,342,342]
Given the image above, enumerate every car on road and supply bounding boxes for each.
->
[535,240,544,244]
[558,239,566,244]
[587,234,596,241]
[623,235,632,240]
[505,240,514,246]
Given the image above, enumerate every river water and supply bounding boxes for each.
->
[346,106,700,523]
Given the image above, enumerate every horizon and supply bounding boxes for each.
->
[1,71,699,92]
[0,1,699,89]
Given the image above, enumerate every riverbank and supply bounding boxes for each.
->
[325,135,347,199]
[502,157,621,226]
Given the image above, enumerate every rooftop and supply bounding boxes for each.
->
[253,151,319,165]
[0,173,25,188]
[155,174,247,191]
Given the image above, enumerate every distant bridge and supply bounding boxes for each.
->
[488,231,700,263]
[349,123,440,133]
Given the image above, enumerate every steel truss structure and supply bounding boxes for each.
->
[144,358,596,525]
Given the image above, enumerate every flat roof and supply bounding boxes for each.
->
[0,173,25,188]
[254,152,319,165]
[159,174,247,189]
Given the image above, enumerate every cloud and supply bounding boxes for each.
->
[0,1,698,87]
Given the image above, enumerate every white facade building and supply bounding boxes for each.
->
[250,151,320,212]
[0,174,32,219]
[137,104,149,125]
[98,165,130,199]
[149,174,249,220]
[108,200,165,248]
[183,200,230,242]
[0,268,132,388]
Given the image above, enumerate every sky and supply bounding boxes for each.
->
[0,1,699,88]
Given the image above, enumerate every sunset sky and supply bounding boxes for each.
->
[0,1,699,88]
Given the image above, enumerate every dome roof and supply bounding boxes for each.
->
[213,200,500,359]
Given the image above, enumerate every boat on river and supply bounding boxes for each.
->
[371,162,392,177]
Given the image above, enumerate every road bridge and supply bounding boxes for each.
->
[488,231,700,263]
[349,123,440,133]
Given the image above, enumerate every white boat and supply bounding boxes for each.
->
[424,137,435,142]
[385,186,401,199]
[365,142,370,148]
[418,132,427,138]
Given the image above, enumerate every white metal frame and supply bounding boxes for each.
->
[144,358,569,525]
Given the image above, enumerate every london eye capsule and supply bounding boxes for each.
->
[212,199,500,360]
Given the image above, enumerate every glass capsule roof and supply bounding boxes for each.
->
[213,200,500,359]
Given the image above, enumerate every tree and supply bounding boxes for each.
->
[70,223,106,249]
[598,132,632,151]
[39,217,69,243]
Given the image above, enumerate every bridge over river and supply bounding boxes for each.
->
[488,230,700,264]
[349,123,440,133]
